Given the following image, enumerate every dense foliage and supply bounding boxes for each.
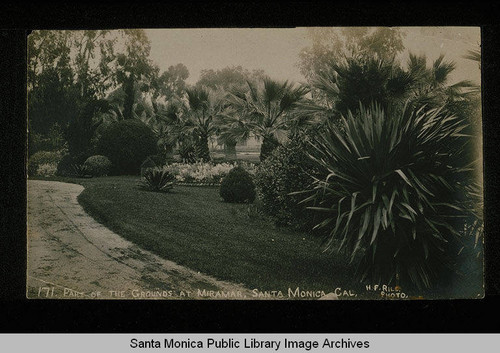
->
[96,120,157,175]
[255,138,316,229]
[27,151,62,177]
[56,154,83,177]
[83,155,112,177]
[26,28,482,296]
[220,166,256,203]
[303,103,476,289]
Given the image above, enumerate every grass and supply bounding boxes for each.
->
[29,175,482,299]
[37,175,357,294]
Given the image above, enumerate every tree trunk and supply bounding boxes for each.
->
[195,133,211,162]
[260,134,280,161]
[224,139,237,159]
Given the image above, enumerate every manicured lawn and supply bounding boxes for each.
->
[54,176,357,294]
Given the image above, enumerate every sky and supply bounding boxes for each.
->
[146,28,310,85]
[146,27,481,86]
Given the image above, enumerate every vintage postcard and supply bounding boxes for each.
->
[26,27,483,299]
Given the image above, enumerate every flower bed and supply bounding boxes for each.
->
[162,161,257,186]
[176,182,221,187]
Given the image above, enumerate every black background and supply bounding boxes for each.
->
[1,2,499,333]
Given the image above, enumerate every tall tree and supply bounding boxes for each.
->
[298,27,406,81]
[196,66,267,156]
[197,66,266,91]
[182,86,227,162]
[28,31,80,135]
[156,63,189,100]
[27,29,157,146]
[223,77,309,161]
[113,29,156,120]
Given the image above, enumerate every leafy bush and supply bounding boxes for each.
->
[220,166,256,203]
[303,103,478,290]
[36,163,58,177]
[56,153,89,176]
[28,123,67,157]
[96,120,157,175]
[56,154,75,177]
[27,151,62,176]
[141,167,175,192]
[83,155,112,177]
[255,138,316,229]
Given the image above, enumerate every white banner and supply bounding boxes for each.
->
[0,334,498,353]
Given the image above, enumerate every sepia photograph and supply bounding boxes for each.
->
[26,27,483,300]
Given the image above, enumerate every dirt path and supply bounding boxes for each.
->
[27,180,253,300]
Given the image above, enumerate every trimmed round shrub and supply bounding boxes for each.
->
[254,137,316,229]
[96,120,157,175]
[83,155,112,177]
[27,151,62,176]
[219,166,256,203]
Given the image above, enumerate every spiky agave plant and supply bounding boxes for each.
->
[141,167,176,192]
[302,103,478,290]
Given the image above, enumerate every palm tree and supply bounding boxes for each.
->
[220,77,309,161]
[151,86,225,162]
[182,86,228,162]
[303,53,477,121]
[146,98,185,158]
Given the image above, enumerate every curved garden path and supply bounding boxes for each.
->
[27,180,253,299]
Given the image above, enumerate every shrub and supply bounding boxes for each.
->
[219,166,256,203]
[254,137,316,229]
[27,151,62,176]
[141,167,175,192]
[56,153,89,176]
[83,155,112,177]
[96,120,157,175]
[28,123,67,157]
[56,154,75,177]
[303,103,479,290]
[36,163,57,177]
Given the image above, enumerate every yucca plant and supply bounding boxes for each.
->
[71,164,92,178]
[141,167,175,192]
[301,102,479,290]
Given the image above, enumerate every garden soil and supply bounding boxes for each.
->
[26,180,254,300]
